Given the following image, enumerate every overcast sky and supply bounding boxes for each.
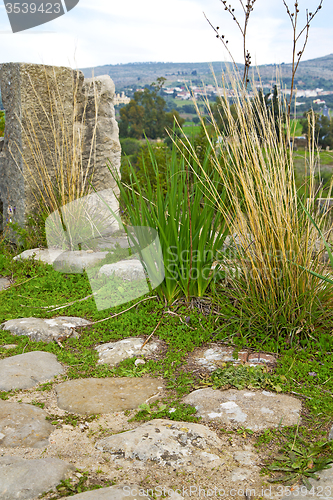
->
[0,0,331,70]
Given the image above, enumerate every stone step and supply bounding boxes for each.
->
[0,456,75,500]
[0,351,65,391]
[0,316,92,344]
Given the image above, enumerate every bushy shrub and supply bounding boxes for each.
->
[120,137,142,157]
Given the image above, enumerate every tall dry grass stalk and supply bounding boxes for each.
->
[177,70,333,341]
[8,66,111,251]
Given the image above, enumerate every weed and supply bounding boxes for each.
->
[209,364,286,392]
[36,381,54,392]
[108,357,151,378]
[166,373,196,396]
[266,438,333,489]
[255,428,280,448]
[130,399,199,423]
[87,424,115,440]
[44,468,115,498]
[46,413,100,428]
[30,400,45,409]
[236,427,254,437]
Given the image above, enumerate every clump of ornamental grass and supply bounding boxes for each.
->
[94,137,229,305]
[5,66,114,252]
[176,70,333,343]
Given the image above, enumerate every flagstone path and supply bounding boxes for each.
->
[0,256,332,499]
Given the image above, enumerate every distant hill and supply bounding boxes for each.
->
[80,54,333,91]
[79,61,234,89]
[249,54,333,90]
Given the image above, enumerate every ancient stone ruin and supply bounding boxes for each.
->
[0,62,121,247]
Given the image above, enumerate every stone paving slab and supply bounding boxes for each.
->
[52,250,113,273]
[0,316,92,343]
[56,377,164,414]
[95,337,163,366]
[0,455,75,500]
[0,400,54,448]
[96,418,231,468]
[183,388,301,431]
[98,259,146,281]
[0,351,65,391]
[13,248,111,272]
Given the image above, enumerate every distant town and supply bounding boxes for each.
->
[114,82,333,117]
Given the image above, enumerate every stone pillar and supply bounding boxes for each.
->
[78,75,121,238]
[0,63,121,248]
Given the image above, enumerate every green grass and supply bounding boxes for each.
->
[0,235,333,420]
[182,124,201,137]
[290,119,303,138]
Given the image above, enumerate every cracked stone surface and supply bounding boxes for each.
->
[56,377,165,414]
[95,418,232,468]
[0,455,75,500]
[95,337,163,366]
[0,400,54,448]
[0,351,65,391]
[183,388,301,430]
[0,316,92,343]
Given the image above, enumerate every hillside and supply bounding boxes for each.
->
[80,54,333,91]
[250,54,333,90]
[79,61,235,89]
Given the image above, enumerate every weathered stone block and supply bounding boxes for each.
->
[0,63,121,247]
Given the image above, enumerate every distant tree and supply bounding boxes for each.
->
[120,137,142,156]
[182,104,196,114]
[211,97,238,135]
[119,77,168,139]
[254,86,285,142]
[120,142,171,201]
[165,109,185,131]
[119,100,144,139]
[301,111,333,149]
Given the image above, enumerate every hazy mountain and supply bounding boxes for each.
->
[80,54,333,91]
